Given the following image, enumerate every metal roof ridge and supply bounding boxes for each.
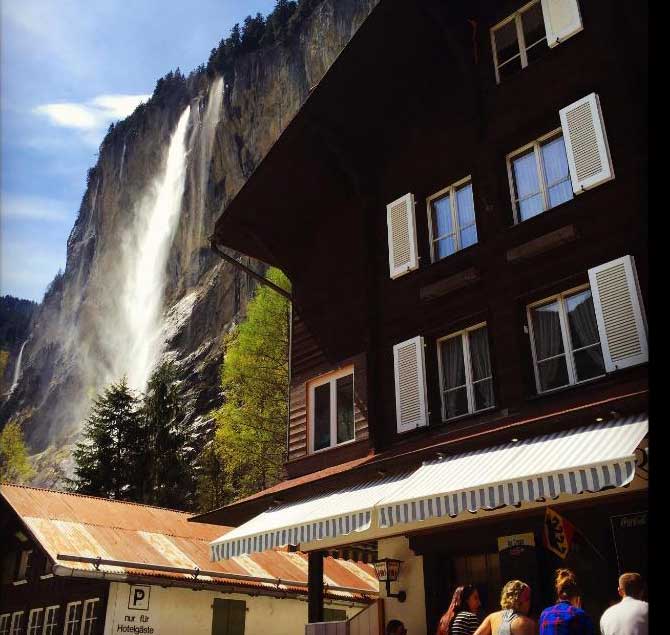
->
[0,482,193,515]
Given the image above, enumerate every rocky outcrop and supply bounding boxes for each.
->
[0,0,378,487]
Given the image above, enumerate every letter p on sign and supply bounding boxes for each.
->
[128,585,151,610]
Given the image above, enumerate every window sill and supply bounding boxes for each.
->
[309,437,358,456]
[440,405,497,426]
[526,374,609,401]
[40,573,54,580]
[12,579,28,586]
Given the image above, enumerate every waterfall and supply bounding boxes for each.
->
[119,140,127,184]
[120,106,192,390]
[8,340,28,396]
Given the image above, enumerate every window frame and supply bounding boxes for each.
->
[436,322,495,422]
[26,610,42,635]
[527,283,606,395]
[426,176,478,263]
[62,603,81,635]
[0,614,10,635]
[491,0,547,84]
[307,366,356,454]
[14,548,33,583]
[9,612,23,635]
[506,128,572,224]
[41,606,59,635]
[80,599,99,635]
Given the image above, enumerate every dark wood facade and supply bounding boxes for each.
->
[0,501,108,634]
[213,0,647,485]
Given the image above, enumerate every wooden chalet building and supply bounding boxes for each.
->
[0,484,378,635]
[196,0,649,633]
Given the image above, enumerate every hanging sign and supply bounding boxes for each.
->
[543,507,576,560]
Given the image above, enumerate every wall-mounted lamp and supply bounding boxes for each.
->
[372,557,406,602]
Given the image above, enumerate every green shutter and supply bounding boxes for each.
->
[212,599,246,635]
[323,608,347,622]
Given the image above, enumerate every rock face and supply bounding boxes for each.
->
[0,0,378,486]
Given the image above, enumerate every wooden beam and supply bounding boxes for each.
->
[308,550,325,624]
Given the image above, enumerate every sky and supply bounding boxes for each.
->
[1,0,276,302]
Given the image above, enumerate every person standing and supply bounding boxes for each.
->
[436,584,482,635]
[599,572,648,635]
[473,580,536,635]
[539,569,594,635]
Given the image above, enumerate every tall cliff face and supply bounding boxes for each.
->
[0,0,378,485]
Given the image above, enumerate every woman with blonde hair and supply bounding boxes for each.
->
[473,580,536,635]
[539,569,594,635]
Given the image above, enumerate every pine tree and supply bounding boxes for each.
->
[142,361,192,508]
[71,378,140,498]
[0,421,34,483]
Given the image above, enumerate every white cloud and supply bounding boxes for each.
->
[1,194,70,222]
[33,93,150,143]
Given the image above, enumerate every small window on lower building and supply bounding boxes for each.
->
[211,598,246,635]
[0,614,10,635]
[323,608,347,622]
[8,613,23,635]
[80,599,99,635]
[15,549,33,582]
[309,367,355,452]
[508,130,573,223]
[528,286,605,393]
[26,610,42,635]
[437,323,494,421]
[42,607,59,635]
[63,603,82,635]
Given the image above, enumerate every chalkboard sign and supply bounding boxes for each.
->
[498,533,539,597]
[610,511,647,577]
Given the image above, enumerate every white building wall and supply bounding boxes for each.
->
[377,536,426,635]
[103,582,362,635]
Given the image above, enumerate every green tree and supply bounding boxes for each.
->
[0,421,34,483]
[142,361,193,508]
[70,378,140,498]
[201,268,290,508]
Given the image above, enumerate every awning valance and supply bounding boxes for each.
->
[211,415,647,561]
[377,414,647,528]
[211,473,412,561]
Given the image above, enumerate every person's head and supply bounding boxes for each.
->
[618,572,644,599]
[387,619,406,635]
[555,568,581,606]
[436,584,481,634]
[500,580,532,615]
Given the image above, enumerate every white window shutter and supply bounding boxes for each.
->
[387,193,419,279]
[541,0,583,48]
[560,93,614,193]
[588,255,648,373]
[393,336,428,433]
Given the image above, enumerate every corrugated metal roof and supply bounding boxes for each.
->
[1,484,377,600]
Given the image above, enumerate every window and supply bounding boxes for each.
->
[427,177,478,262]
[63,603,81,635]
[15,549,33,582]
[508,131,573,223]
[323,609,347,623]
[25,610,42,635]
[308,367,355,452]
[42,607,59,635]
[8,613,22,635]
[491,1,547,83]
[0,615,10,635]
[437,324,494,421]
[211,598,246,635]
[80,600,99,635]
[528,286,605,393]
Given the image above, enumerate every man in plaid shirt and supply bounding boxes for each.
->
[539,569,595,635]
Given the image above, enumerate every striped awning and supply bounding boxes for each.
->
[211,414,647,561]
[211,473,412,561]
[377,414,648,528]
